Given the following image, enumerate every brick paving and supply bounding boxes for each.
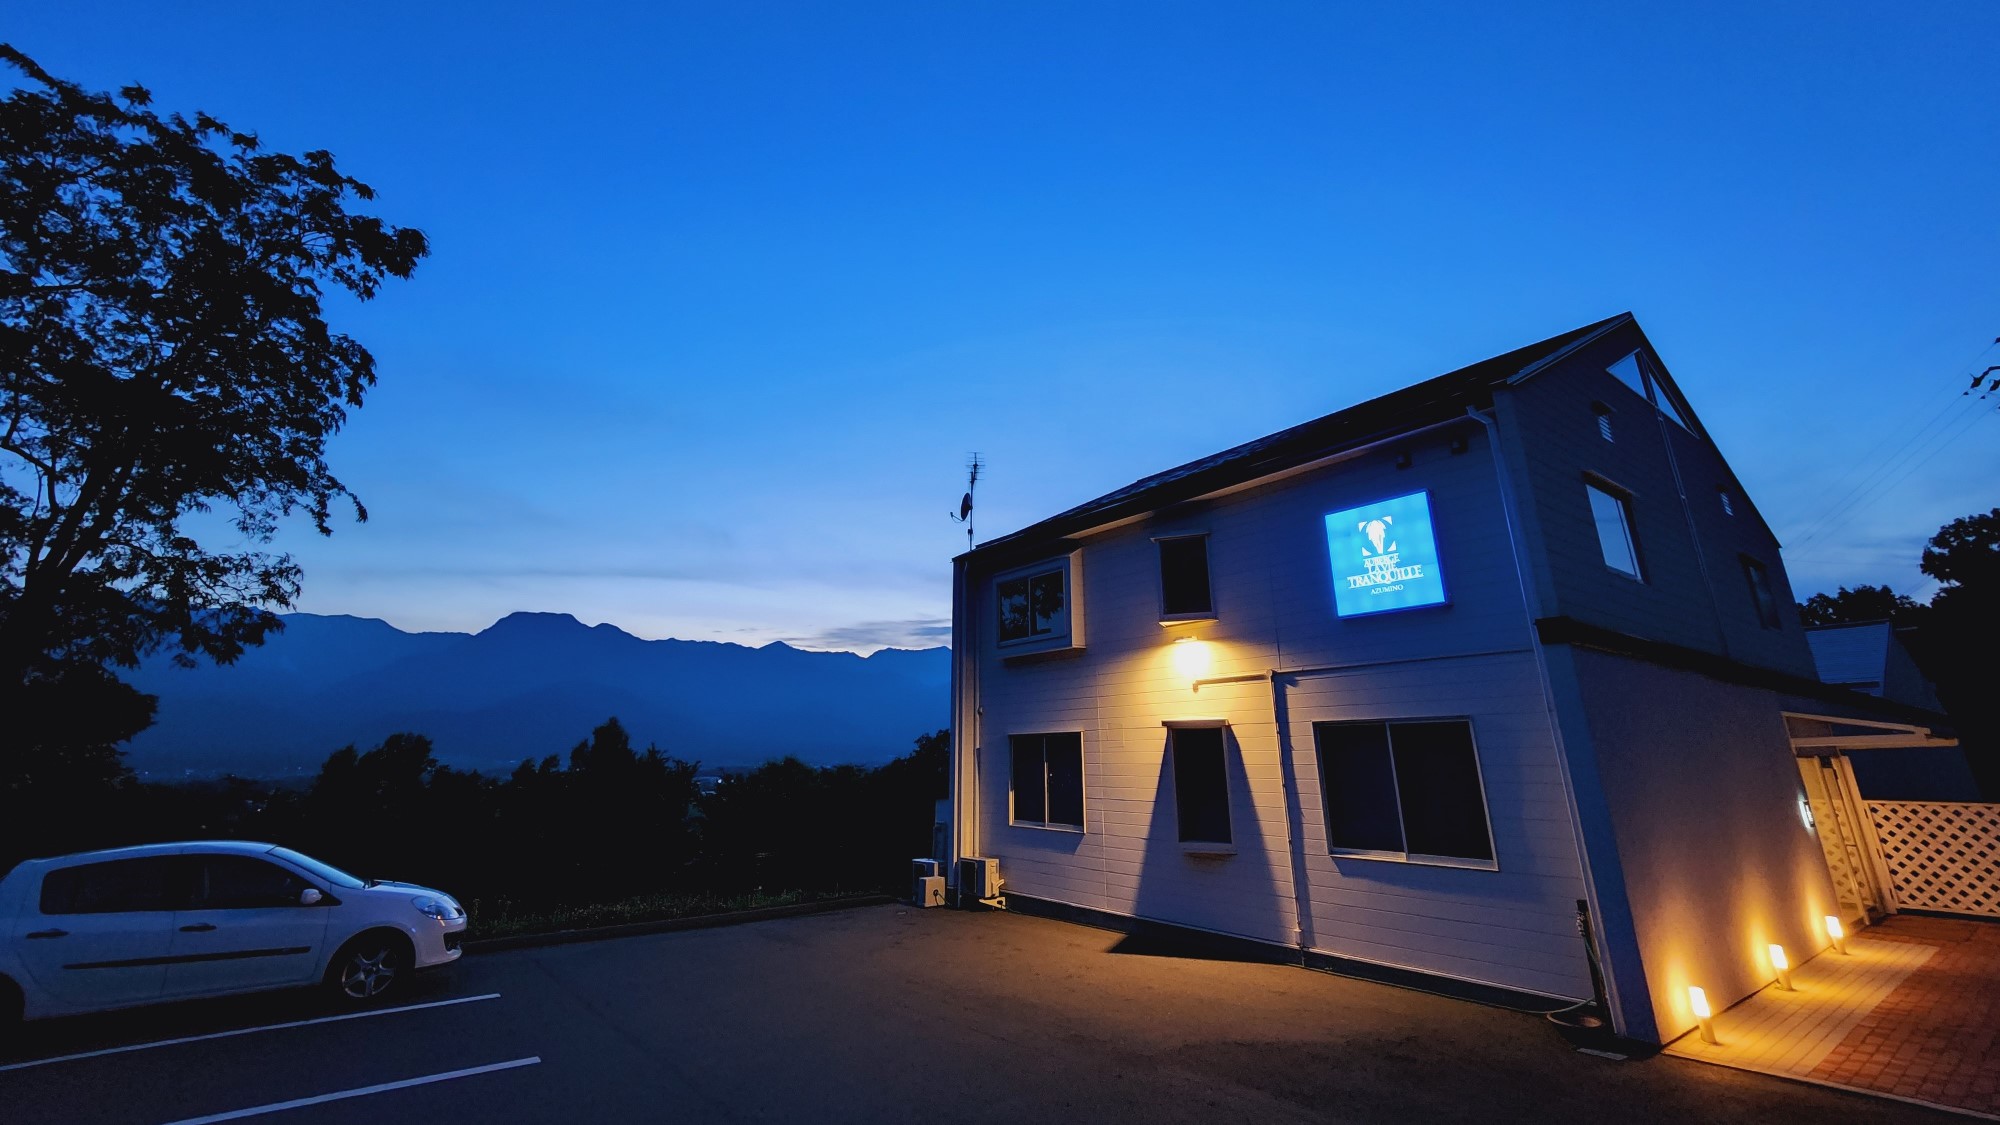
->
[1808,915,2000,1116]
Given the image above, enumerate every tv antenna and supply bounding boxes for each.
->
[949,453,983,551]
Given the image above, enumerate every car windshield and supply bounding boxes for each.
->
[270,847,366,890]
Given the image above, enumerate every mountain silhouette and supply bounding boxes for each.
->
[119,612,950,777]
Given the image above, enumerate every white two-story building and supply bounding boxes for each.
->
[947,313,1955,1045]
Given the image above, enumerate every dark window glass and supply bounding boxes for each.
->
[39,857,189,915]
[1742,557,1782,629]
[197,856,310,910]
[1170,727,1231,844]
[1158,536,1213,616]
[1011,732,1084,829]
[1390,722,1494,861]
[1314,722,1403,852]
[1044,733,1084,829]
[997,565,1068,643]
[1315,720,1493,862]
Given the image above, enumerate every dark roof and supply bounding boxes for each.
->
[969,312,1633,562]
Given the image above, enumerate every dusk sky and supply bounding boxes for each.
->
[11,3,1997,652]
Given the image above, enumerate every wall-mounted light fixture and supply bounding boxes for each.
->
[1768,944,1793,991]
[1171,637,1214,684]
[1688,986,1717,1045]
[1826,915,1848,955]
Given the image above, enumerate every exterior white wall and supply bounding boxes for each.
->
[963,423,1595,1001]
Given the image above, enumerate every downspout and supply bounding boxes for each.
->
[949,555,979,884]
[1654,409,1732,656]
[1466,405,1630,1032]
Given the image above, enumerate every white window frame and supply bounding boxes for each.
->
[1312,716,1499,871]
[1153,532,1217,624]
[1162,718,1234,855]
[1008,731,1086,833]
[1584,475,1644,582]
[993,551,1084,656]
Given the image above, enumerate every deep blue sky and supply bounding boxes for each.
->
[11,4,1997,651]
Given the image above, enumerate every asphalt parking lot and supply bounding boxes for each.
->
[0,904,1958,1124]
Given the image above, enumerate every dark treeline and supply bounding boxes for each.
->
[0,720,948,915]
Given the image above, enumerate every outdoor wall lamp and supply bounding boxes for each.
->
[1688,986,1717,1045]
[1171,637,1214,684]
[1826,916,1848,955]
[1768,944,1793,991]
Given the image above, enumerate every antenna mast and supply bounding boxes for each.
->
[950,453,983,551]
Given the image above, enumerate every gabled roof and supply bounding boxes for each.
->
[968,312,1633,561]
[1804,621,1893,691]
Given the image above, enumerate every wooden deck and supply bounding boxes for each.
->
[1665,936,1934,1076]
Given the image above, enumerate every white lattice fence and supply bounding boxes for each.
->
[1866,801,2000,918]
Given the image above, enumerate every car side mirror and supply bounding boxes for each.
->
[299,888,324,907]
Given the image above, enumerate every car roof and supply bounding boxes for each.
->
[14,840,280,871]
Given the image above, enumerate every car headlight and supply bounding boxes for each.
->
[412,895,466,922]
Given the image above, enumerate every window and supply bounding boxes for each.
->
[1718,488,1734,517]
[1314,720,1494,864]
[1010,732,1084,829]
[1169,726,1231,846]
[1607,351,1695,432]
[39,857,189,915]
[195,856,311,910]
[1156,534,1213,618]
[996,552,1088,648]
[1586,481,1642,580]
[1593,404,1614,443]
[1741,556,1782,629]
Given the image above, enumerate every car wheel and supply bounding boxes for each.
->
[328,932,411,1003]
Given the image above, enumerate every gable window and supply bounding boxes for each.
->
[1313,719,1494,866]
[1010,732,1084,830]
[1586,480,1643,581]
[1167,725,1231,848]
[1156,534,1214,619]
[996,556,1075,648]
[1607,350,1695,432]
[1741,556,1782,629]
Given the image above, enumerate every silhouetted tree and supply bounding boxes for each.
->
[0,47,427,785]
[1797,584,1928,628]
[1912,510,2000,795]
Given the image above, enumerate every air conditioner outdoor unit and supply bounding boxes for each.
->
[911,858,940,904]
[914,875,946,908]
[957,856,1001,902]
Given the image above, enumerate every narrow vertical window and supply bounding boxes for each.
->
[1169,726,1231,846]
[1010,733,1084,829]
[1593,403,1614,443]
[1741,556,1782,629]
[1586,481,1642,581]
[1157,534,1214,618]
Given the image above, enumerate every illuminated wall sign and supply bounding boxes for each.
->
[1325,490,1448,617]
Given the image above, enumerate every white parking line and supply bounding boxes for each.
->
[0,993,503,1073]
[156,1057,542,1124]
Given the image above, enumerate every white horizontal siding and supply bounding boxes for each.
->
[965,430,1594,1000]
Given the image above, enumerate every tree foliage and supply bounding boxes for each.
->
[0,47,426,753]
[1797,583,1928,628]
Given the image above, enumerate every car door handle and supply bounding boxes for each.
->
[179,923,216,933]
[25,929,68,939]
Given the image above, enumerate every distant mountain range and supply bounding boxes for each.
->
[117,612,950,779]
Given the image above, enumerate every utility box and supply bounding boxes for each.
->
[957,856,1001,902]
[913,875,946,908]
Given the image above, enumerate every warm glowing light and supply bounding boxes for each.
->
[1687,986,1711,1020]
[1689,985,1718,1045]
[1171,637,1214,681]
[1826,915,1848,955]
[1769,944,1794,991]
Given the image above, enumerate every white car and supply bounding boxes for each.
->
[0,840,467,1026]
